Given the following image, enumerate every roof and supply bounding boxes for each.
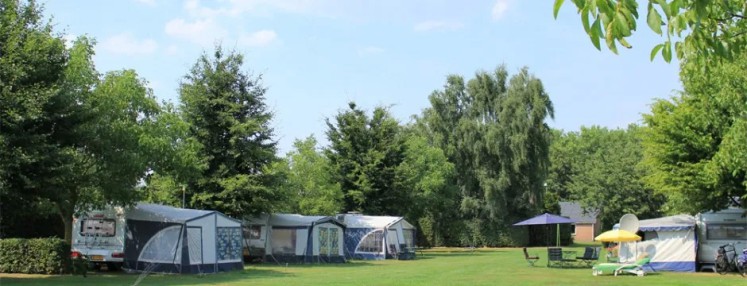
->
[127,203,214,223]
[244,214,345,228]
[513,213,574,226]
[613,214,696,232]
[559,202,599,224]
[338,214,414,229]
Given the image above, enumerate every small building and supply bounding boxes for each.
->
[559,201,601,243]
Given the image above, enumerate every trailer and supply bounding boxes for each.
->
[696,207,747,265]
[71,206,127,270]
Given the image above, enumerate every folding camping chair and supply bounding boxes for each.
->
[576,247,600,267]
[592,257,652,276]
[523,248,539,266]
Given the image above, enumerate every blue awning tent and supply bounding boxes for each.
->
[123,203,244,274]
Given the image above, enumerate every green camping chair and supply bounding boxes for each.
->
[592,257,651,276]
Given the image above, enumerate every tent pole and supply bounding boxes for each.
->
[556,224,560,247]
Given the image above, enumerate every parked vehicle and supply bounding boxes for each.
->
[70,207,126,270]
[696,207,747,265]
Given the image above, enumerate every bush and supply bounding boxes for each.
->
[0,238,71,274]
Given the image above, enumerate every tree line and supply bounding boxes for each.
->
[1,0,745,247]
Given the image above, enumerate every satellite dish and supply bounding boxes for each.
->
[619,214,639,233]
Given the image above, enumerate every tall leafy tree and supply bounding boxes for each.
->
[0,0,68,237]
[554,0,747,62]
[642,50,747,213]
[421,66,554,246]
[544,129,578,213]
[325,103,407,215]
[1,0,166,241]
[562,126,665,228]
[180,46,281,218]
[271,136,343,215]
[395,128,461,246]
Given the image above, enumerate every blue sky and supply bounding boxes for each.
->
[44,0,681,154]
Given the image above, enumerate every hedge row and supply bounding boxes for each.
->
[0,238,71,274]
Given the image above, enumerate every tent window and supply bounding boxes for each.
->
[244,225,261,239]
[320,227,330,256]
[357,230,384,253]
[271,228,297,255]
[139,225,182,263]
[187,227,203,264]
[80,219,116,237]
[403,229,415,248]
[319,227,339,256]
[217,227,242,262]
[706,224,747,240]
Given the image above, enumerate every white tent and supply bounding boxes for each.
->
[123,203,244,274]
[617,214,697,272]
[243,214,346,263]
[338,214,416,260]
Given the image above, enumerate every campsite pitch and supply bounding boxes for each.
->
[1,247,743,286]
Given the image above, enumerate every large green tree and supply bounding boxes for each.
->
[420,66,554,246]
[180,47,281,218]
[271,136,343,215]
[395,128,461,246]
[554,0,747,62]
[325,103,407,215]
[560,126,665,228]
[1,0,164,242]
[642,51,747,213]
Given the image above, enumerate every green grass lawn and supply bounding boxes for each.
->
[1,247,743,285]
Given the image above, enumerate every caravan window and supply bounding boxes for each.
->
[244,225,261,239]
[271,228,297,254]
[357,230,384,253]
[707,224,747,240]
[80,219,116,237]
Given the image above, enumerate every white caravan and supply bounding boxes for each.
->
[70,206,127,270]
[696,207,747,264]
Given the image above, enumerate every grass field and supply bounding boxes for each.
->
[1,247,744,285]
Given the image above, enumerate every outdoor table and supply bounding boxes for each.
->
[561,250,578,267]
[562,250,577,260]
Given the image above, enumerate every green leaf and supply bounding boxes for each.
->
[605,22,618,54]
[662,41,672,62]
[582,7,591,33]
[655,0,670,18]
[553,0,565,19]
[650,43,665,61]
[590,18,602,50]
[619,37,632,49]
[647,5,663,35]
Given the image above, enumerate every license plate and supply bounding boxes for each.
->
[90,255,104,261]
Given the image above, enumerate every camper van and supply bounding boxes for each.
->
[71,206,127,270]
[696,207,747,265]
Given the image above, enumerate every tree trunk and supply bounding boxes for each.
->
[58,208,73,246]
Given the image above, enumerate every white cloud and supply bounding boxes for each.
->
[165,44,180,56]
[164,18,227,46]
[100,33,158,56]
[134,0,156,6]
[413,21,464,32]
[358,46,384,56]
[239,30,278,47]
[491,0,511,20]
